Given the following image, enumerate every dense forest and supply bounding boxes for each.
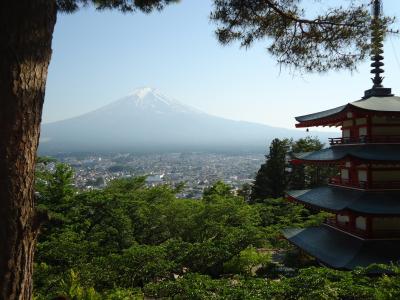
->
[34,141,400,299]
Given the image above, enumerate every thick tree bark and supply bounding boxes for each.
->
[0,1,57,299]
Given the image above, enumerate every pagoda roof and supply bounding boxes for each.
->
[293,144,400,163]
[295,96,400,127]
[287,186,400,215]
[283,225,400,270]
[295,105,347,123]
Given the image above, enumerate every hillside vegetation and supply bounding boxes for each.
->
[33,162,400,299]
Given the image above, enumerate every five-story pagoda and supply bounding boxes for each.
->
[283,0,400,269]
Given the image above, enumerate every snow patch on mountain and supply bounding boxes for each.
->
[94,87,204,115]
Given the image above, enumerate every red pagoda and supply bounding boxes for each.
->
[283,0,400,269]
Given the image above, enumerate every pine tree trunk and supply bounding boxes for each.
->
[0,1,57,299]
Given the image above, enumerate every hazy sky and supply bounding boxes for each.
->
[43,0,400,131]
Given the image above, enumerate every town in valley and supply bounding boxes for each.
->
[50,152,265,198]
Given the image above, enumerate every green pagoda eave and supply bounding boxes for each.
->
[283,225,400,270]
[287,186,400,215]
[295,96,400,128]
[292,144,400,163]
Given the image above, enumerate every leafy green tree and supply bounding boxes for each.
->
[251,138,291,202]
[71,192,135,255]
[143,265,400,300]
[291,136,324,156]
[223,247,271,276]
[203,181,233,199]
[91,244,176,289]
[289,137,338,189]
[105,176,146,194]
[34,177,276,294]
[35,162,76,242]
[33,164,400,299]
[52,270,102,300]
[237,183,252,202]
[36,163,75,209]
[289,137,324,189]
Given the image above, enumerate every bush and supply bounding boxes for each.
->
[223,247,271,276]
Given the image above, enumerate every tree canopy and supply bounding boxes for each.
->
[33,161,400,299]
[211,0,395,72]
[250,137,336,202]
[251,138,291,202]
[56,0,179,13]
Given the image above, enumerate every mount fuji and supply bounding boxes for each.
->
[39,87,329,154]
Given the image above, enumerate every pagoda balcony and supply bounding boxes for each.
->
[326,218,400,239]
[329,135,400,146]
[329,177,400,190]
[328,177,367,189]
[369,181,400,190]
[325,218,368,238]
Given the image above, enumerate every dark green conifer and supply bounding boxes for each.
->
[250,138,291,202]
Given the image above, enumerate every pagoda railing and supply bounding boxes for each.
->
[326,218,400,239]
[370,181,400,190]
[329,135,400,145]
[329,177,400,190]
[372,229,400,239]
[328,177,368,189]
[325,219,368,238]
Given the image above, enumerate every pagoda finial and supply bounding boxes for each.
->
[363,0,393,98]
[371,0,384,88]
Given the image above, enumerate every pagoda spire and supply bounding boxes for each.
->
[371,0,384,88]
[364,0,393,98]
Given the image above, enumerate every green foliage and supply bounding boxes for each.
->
[282,249,317,269]
[35,161,77,241]
[34,269,102,300]
[375,274,400,299]
[36,162,75,209]
[36,156,57,164]
[34,162,400,299]
[211,0,395,73]
[203,180,233,199]
[143,273,286,299]
[251,138,291,202]
[144,266,400,300]
[255,198,308,227]
[60,270,102,300]
[87,244,176,289]
[251,137,336,203]
[237,182,252,202]
[290,137,338,189]
[223,247,271,276]
[107,165,133,173]
[289,137,324,189]
[105,176,146,193]
[104,288,144,300]
[291,136,324,154]
[35,178,287,296]
[56,0,179,13]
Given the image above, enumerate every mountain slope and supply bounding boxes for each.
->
[39,88,331,153]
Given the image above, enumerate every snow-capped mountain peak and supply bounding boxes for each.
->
[39,87,330,154]
[133,87,155,99]
[99,87,203,115]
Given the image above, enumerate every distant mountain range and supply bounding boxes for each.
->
[39,87,331,154]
